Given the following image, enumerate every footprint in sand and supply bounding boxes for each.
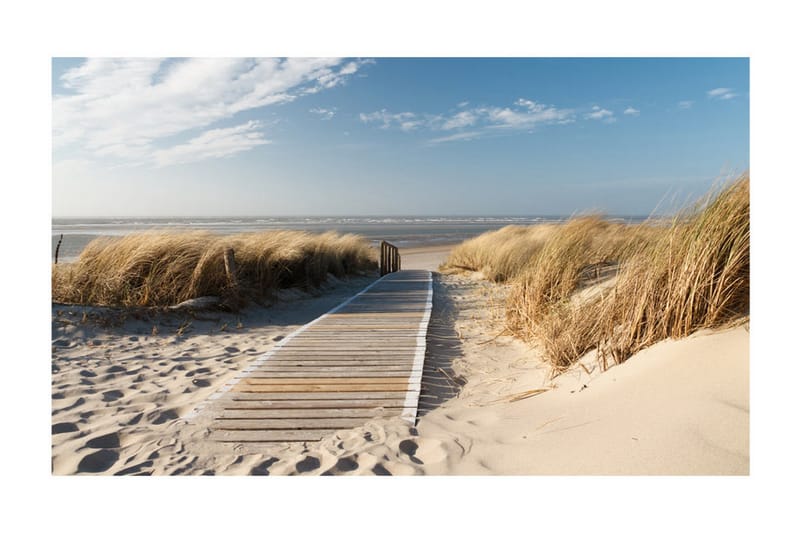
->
[114,460,153,476]
[192,378,211,387]
[124,413,143,425]
[250,457,279,475]
[86,432,120,449]
[295,455,321,473]
[102,390,124,402]
[224,347,240,353]
[332,457,359,474]
[52,422,79,434]
[148,409,179,425]
[54,397,85,414]
[78,449,119,473]
[406,438,448,465]
[80,369,97,378]
[399,439,419,458]
[107,365,126,374]
[371,463,392,476]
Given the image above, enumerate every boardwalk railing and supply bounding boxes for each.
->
[380,240,401,276]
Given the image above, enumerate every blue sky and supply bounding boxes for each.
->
[52,57,748,217]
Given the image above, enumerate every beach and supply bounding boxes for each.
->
[51,241,748,475]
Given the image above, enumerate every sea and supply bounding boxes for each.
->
[51,215,648,263]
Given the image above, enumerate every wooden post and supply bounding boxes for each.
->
[379,241,401,276]
[54,234,63,264]
[223,248,238,287]
[381,241,388,277]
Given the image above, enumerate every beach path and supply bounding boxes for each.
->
[190,269,433,444]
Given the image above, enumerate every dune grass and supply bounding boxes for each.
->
[52,230,377,308]
[441,224,558,281]
[589,174,750,368]
[441,173,749,375]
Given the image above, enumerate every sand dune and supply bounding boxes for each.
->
[51,245,748,475]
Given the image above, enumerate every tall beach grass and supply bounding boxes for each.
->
[442,173,749,374]
[52,230,377,308]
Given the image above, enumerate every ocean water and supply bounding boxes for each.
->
[51,215,647,263]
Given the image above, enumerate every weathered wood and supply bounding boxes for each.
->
[212,429,342,442]
[223,248,237,286]
[219,399,413,409]
[247,365,414,372]
[224,391,409,401]
[212,418,379,430]
[245,372,415,379]
[234,383,417,393]
[218,407,405,418]
[242,377,412,385]
[195,270,432,444]
[379,240,401,276]
[54,234,63,264]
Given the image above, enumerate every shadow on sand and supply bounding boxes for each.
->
[416,272,466,419]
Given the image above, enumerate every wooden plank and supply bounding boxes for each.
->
[219,399,413,409]
[225,391,409,400]
[240,377,411,385]
[254,354,417,359]
[267,348,417,352]
[233,383,416,392]
[217,407,404,418]
[212,418,377,430]
[193,269,432,445]
[246,364,416,370]
[286,339,419,343]
[212,429,335,442]
[301,324,421,328]
[244,371,413,378]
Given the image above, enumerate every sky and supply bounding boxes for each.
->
[52,57,749,217]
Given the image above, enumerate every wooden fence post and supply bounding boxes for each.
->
[379,240,401,276]
[54,234,64,264]
[223,248,238,288]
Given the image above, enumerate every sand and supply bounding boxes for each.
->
[51,244,749,475]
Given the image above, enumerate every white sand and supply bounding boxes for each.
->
[399,245,454,271]
[51,245,748,475]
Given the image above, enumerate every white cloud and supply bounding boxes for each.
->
[360,98,576,142]
[359,109,423,131]
[310,107,336,120]
[707,87,736,100]
[441,110,477,130]
[54,57,367,166]
[486,100,574,128]
[585,105,616,122]
[428,131,482,144]
[678,100,694,109]
[153,121,271,167]
[623,106,640,116]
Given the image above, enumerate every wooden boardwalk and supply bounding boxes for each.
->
[187,269,433,444]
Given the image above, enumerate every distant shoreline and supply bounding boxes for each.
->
[51,215,650,263]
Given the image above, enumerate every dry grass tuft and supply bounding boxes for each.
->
[52,230,377,308]
[441,224,557,281]
[440,173,749,375]
[591,174,750,367]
